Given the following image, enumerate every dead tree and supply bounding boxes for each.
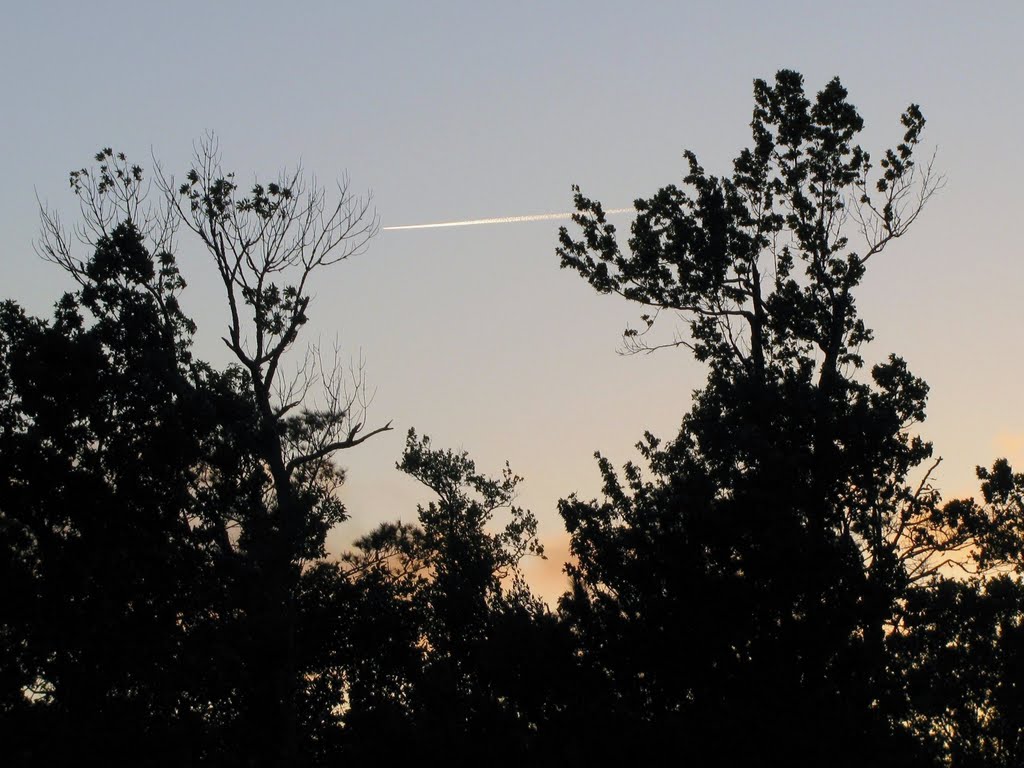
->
[159,135,390,764]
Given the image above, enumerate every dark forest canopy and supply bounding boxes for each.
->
[2,71,1023,766]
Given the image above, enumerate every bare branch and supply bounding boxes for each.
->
[287,421,394,476]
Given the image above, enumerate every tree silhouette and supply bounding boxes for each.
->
[891,574,1024,766]
[885,460,1024,766]
[556,70,961,763]
[0,216,252,763]
[158,137,391,764]
[337,430,557,762]
[8,145,389,765]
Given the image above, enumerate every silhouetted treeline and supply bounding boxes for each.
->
[2,72,1023,767]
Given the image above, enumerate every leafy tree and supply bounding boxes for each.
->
[7,144,389,765]
[337,430,558,762]
[556,70,954,762]
[939,459,1024,574]
[891,575,1024,767]
[0,216,249,763]
[887,460,1024,766]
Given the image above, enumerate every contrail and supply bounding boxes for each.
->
[383,208,633,231]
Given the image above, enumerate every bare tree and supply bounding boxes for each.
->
[152,134,390,764]
[162,133,390,481]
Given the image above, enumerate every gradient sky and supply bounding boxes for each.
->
[3,1,1022,603]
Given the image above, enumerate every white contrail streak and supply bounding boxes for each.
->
[383,208,632,231]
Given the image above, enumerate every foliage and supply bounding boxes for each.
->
[0,220,249,763]
[555,69,979,763]
[892,575,1024,766]
[7,144,389,766]
[336,430,554,761]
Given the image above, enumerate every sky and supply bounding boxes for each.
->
[2,1,1022,603]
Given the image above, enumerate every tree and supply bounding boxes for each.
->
[886,461,1024,766]
[940,459,1024,574]
[161,137,391,764]
[23,144,389,765]
[337,430,557,762]
[0,214,249,763]
[890,574,1024,766]
[556,70,955,762]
